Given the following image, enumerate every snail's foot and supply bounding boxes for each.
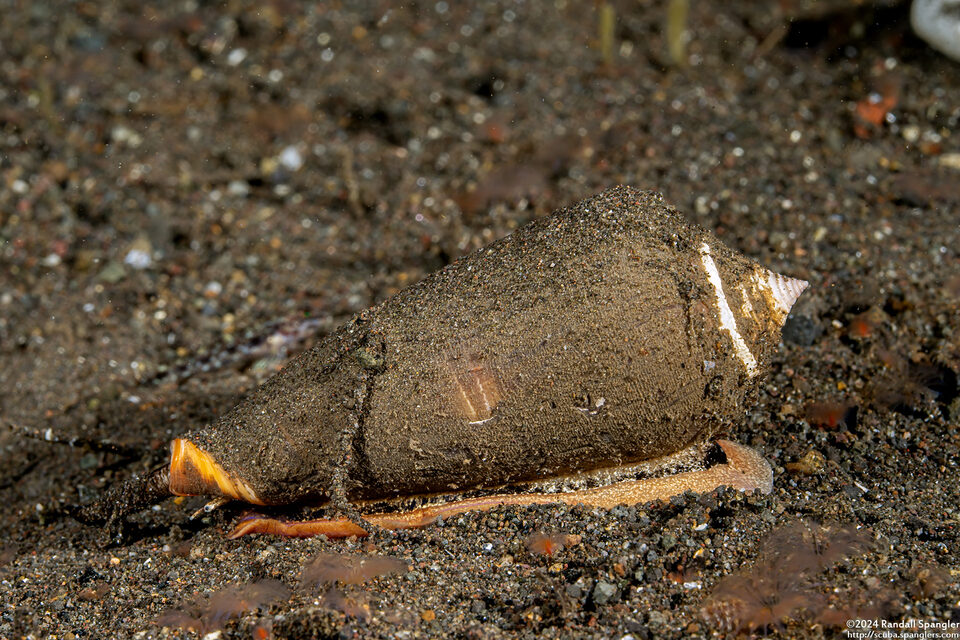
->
[226,439,772,539]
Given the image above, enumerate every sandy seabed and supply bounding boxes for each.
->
[1,1,958,638]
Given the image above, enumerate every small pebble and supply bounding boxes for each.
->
[592,581,617,605]
[785,449,826,475]
[279,146,304,171]
[123,249,151,270]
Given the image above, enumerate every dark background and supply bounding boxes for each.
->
[1,1,958,637]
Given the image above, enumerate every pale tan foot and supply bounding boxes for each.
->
[226,439,772,539]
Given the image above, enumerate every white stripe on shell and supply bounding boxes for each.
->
[698,243,759,377]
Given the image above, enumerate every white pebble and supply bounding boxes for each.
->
[279,146,304,171]
[936,152,960,170]
[912,0,960,61]
[124,249,151,269]
[227,180,250,196]
[226,48,247,66]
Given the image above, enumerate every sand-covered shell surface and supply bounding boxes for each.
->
[77,186,808,538]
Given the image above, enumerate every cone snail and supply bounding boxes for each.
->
[75,186,808,539]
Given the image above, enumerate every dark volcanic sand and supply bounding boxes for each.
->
[1,1,958,638]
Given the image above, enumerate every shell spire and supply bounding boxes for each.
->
[764,270,809,318]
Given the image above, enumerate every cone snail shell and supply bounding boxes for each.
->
[158,186,807,537]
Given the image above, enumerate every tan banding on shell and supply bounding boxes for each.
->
[169,438,264,504]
